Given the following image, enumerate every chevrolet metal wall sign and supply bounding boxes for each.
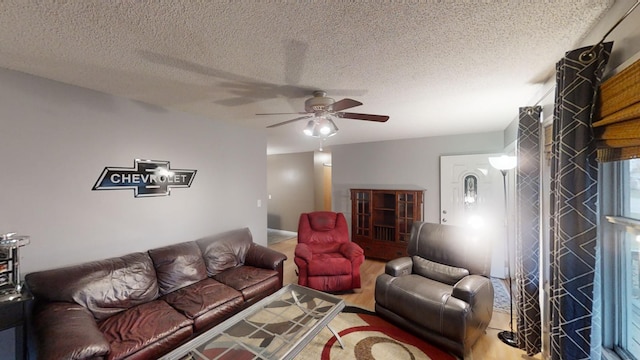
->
[93,159,197,197]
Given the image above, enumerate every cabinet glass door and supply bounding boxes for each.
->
[397,192,415,243]
[353,191,371,238]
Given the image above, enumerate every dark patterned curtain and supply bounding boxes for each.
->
[515,106,542,356]
[549,42,612,360]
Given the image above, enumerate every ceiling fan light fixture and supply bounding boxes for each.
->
[319,124,331,135]
[326,118,339,137]
[303,120,315,136]
[303,117,338,138]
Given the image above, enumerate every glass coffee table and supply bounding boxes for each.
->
[159,284,345,360]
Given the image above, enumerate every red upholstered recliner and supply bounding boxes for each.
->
[294,211,365,292]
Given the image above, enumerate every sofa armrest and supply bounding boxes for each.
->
[245,243,287,270]
[385,256,413,277]
[339,242,364,261]
[245,244,287,288]
[33,302,110,360]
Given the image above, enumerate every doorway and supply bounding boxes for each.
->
[440,153,508,278]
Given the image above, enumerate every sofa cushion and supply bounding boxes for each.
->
[26,252,159,321]
[197,228,253,275]
[412,256,469,285]
[98,300,193,360]
[162,278,243,330]
[214,265,279,301]
[148,241,208,295]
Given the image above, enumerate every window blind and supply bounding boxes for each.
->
[594,57,640,162]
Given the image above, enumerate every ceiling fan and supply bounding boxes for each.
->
[257,90,389,137]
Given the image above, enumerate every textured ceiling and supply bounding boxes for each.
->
[0,1,614,154]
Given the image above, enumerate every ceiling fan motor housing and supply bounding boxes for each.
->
[260,90,388,128]
[305,91,334,113]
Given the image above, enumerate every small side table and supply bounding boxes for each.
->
[0,289,33,360]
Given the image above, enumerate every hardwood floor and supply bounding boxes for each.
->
[269,238,542,360]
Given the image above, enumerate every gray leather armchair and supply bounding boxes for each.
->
[375,222,494,358]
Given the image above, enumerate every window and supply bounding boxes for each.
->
[623,229,640,357]
[623,159,640,358]
[630,159,640,219]
[605,158,640,360]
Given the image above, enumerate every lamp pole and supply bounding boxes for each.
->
[488,155,518,348]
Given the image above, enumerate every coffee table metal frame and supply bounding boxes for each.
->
[159,284,345,360]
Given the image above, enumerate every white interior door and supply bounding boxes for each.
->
[440,154,507,278]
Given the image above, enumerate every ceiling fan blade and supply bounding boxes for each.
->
[331,98,363,112]
[337,112,390,122]
[266,115,313,128]
[256,112,308,116]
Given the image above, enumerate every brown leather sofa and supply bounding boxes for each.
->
[375,222,494,358]
[25,228,287,360]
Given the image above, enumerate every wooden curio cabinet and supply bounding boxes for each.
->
[350,189,423,261]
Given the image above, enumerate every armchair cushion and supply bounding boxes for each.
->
[307,253,351,276]
[309,214,338,231]
[412,256,469,285]
[306,242,342,254]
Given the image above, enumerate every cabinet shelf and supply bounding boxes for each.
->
[373,224,395,229]
[351,189,423,261]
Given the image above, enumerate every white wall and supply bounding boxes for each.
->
[331,131,505,224]
[0,67,268,276]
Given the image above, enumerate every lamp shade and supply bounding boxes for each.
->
[489,155,517,171]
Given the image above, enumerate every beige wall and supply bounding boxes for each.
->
[314,151,332,211]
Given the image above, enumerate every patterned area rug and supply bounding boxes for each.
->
[491,277,512,313]
[296,306,457,360]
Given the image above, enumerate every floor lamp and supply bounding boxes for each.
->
[489,155,518,348]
